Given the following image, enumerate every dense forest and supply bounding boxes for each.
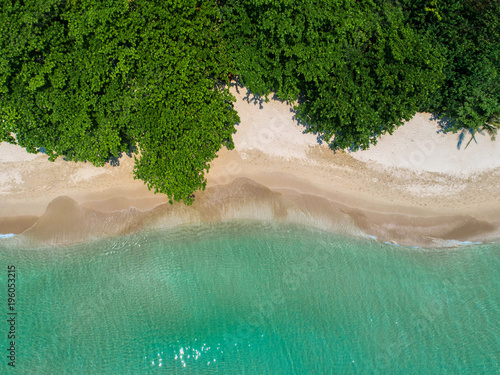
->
[1,0,499,203]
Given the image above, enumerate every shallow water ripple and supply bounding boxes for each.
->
[0,222,498,374]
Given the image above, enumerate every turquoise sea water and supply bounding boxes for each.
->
[0,221,499,374]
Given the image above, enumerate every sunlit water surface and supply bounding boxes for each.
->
[1,221,499,374]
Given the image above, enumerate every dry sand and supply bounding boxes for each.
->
[1,85,499,247]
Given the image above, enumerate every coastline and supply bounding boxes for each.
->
[1,86,499,247]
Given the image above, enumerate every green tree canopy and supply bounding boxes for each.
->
[0,0,239,204]
[221,0,445,149]
[403,0,500,137]
[1,0,498,203]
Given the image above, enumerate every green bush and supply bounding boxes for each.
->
[399,0,499,137]
[221,0,444,149]
[0,0,239,204]
[1,0,498,203]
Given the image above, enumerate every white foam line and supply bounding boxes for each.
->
[0,233,15,239]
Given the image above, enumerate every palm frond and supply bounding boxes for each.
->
[464,118,499,149]
[483,118,499,140]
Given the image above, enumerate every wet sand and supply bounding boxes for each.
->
[1,86,499,247]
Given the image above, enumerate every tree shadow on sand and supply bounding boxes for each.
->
[285,93,335,148]
[432,113,490,150]
[106,145,137,167]
[231,80,286,110]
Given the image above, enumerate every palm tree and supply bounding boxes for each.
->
[464,114,499,149]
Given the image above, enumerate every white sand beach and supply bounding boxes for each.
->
[1,85,499,247]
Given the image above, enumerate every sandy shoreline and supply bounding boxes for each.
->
[1,86,499,247]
